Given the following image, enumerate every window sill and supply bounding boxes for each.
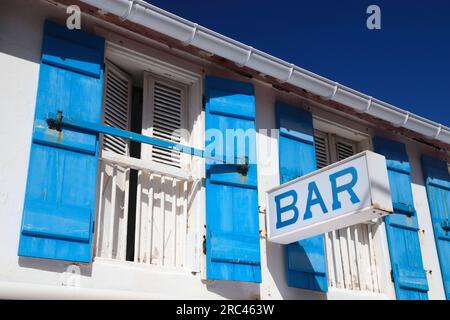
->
[93,257,195,276]
[326,287,391,300]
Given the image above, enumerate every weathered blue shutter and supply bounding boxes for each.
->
[421,155,450,299]
[18,21,105,262]
[276,101,328,292]
[204,76,261,282]
[373,137,428,299]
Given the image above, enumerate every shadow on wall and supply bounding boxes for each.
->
[0,0,69,65]
[265,240,326,300]
[205,279,260,300]
[407,143,428,188]
[18,256,93,278]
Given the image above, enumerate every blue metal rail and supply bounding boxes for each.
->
[46,111,247,166]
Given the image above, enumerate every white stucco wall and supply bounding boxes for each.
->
[0,0,446,299]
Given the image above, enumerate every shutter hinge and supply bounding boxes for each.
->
[390,269,395,283]
[259,229,267,239]
[202,235,206,255]
[236,156,249,176]
[92,220,95,233]
[259,205,267,239]
[47,110,63,131]
[202,95,206,110]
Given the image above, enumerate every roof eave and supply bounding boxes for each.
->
[74,0,450,150]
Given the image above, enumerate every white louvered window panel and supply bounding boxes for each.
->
[314,132,330,169]
[336,139,355,161]
[314,130,382,293]
[152,81,184,168]
[142,74,187,169]
[95,62,132,261]
[102,62,132,155]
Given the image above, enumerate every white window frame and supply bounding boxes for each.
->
[313,116,396,299]
[93,40,204,274]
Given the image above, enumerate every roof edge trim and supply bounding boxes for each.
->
[80,0,450,147]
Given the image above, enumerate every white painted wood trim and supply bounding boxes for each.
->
[101,151,191,181]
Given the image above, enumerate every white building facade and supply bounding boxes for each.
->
[0,0,449,300]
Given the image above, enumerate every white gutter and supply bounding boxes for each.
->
[80,0,450,146]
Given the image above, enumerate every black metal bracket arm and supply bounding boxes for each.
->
[47,110,64,132]
[393,202,415,217]
[237,156,249,176]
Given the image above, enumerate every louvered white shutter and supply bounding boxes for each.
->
[142,73,187,168]
[102,62,132,155]
[95,62,132,261]
[314,132,331,169]
[335,139,356,161]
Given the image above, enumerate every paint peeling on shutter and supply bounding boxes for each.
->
[205,76,261,283]
[18,20,105,262]
[277,103,328,292]
[374,136,429,299]
[102,62,132,155]
[421,155,450,299]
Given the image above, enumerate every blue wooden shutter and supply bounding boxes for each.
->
[276,101,328,292]
[373,137,429,299]
[204,76,261,283]
[421,155,450,299]
[18,21,105,263]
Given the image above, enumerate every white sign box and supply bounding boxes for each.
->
[266,151,393,244]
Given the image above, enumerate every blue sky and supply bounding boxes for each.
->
[146,1,450,126]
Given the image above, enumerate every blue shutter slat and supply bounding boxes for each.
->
[210,233,260,265]
[392,202,416,216]
[208,166,258,189]
[18,20,104,263]
[279,128,315,145]
[41,35,103,77]
[426,175,450,190]
[421,155,450,299]
[208,90,255,120]
[373,137,429,299]
[386,161,411,175]
[22,201,91,242]
[276,101,328,292]
[205,76,261,283]
[33,120,97,155]
[396,264,429,292]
